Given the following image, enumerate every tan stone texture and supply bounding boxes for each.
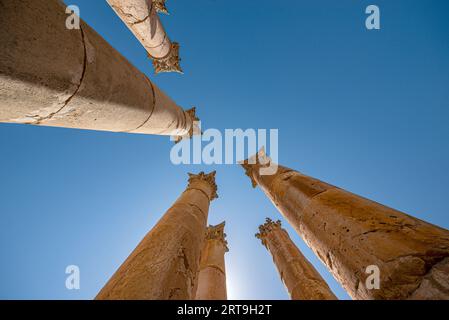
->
[106,0,182,73]
[242,149,449,300]
[195,222,229,300]
[96,171,218,300]
[0,0,191,135]
[257,218,337,300]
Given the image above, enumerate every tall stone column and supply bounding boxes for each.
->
[256,218,337,300]
[107,0,182,74]
[241,149,449,300]
[0,0,195,137]
[195,222,229,300]
[96,171,218,300]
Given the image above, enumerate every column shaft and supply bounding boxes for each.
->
[195,222,229,300]
[242,149,449,300]
[106,0,182,73]
[0,0,192,135]
[96,171,218,300]
[257,218,337,300]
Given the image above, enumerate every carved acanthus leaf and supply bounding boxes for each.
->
[173,107,201,143]
[205,222,229,252]
[152,42,182,74]
[152,0,169,14]
[239,147,272,188]
[256,218,282,240]
[188,171,218,201]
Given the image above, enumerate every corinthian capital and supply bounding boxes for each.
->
[188,171,218,201]
[240,147,272,188]
[173,107,201,143]
[152,42,183,74]
[205,222,229,252]
[185,107,200,138]
[256,218,282,240]
[153,0,169,14]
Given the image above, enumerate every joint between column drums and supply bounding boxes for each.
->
[201,264,226,275]
[185,187,213,203]
[122,75,157,133]
[145,33,169,51]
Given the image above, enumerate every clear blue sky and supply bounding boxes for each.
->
[1,0,448,300]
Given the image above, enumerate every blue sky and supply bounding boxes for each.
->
[1,0,449,300]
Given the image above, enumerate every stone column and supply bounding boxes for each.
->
[256,218,337,300]
[241,149,449,300]
[96,171,218,300]
[0,0,195,137]
[107,0,182,74]
[195,222,229,300]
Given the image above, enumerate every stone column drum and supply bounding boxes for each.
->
[0,0,194,136]
[195,222,229,300]
[96,171,218,300]
[106,0,182,73]
[256,218,337,300]
[241,149,449,300]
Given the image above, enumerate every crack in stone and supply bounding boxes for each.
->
[188,203,207,218]
[351,229,382,239]
[130,14,151,26]
[34,26,88,124]
[424,272,449,295]
[146,34,169,50]
[409,257,449,298]
[384,250,448,265]
[168,287,182,299]
[186,187,212,202]
[180,247,190,271]
[167,247,192,299]
[200,264,226,275]
[111,5,150,25]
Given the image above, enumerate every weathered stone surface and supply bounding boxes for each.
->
[152,42,183,74]
[195,222,229,300]
[153,0,169,14]
[96,171,218,300]
[242,149,449,300]
[107,0,182,73]
[0,0,191,135]
[257,218,337,300]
